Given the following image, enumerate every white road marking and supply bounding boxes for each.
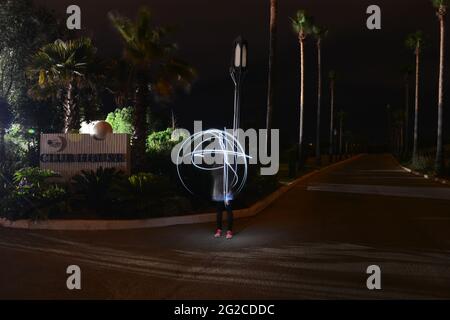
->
[307,183,450,200]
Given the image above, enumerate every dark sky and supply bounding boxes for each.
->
[34,0,449,148]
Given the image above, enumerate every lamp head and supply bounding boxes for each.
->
[231,36,248,72]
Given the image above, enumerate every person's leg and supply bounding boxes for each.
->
[216,202,223,230]
[225,203,233,231]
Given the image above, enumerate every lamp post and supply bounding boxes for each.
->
[230,36,248,139]
[225,37,248,203]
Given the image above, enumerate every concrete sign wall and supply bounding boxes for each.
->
[40,134,131,177]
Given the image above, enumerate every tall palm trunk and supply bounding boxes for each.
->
[133,72,150,170]
[266,0,278,142]
[298,33,306,166]
[329,77,335,159]
[315,38,322,166]
[63,82,78,133]
[404,75,410,156]
[435,7,446,175]
[339,114,343,157]
[401,121,404,155]
[412,46,421,164]
[171,108,176,130]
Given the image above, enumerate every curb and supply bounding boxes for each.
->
[0,154,364,231]
[399,165,449,185]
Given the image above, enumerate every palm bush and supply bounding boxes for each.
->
[70,167,125,213]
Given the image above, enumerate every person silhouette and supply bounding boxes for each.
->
[211,169,234,239]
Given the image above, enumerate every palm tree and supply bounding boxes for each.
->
[328,70,336,161]
[337,110,346,158]
[28,38,97,133]
[343,130,354,156]
[109,8,196,169]
[401,65,413,157]
[106,59,134,108]
[432,0,448,175]
[312,25,328,166]
[391,107,405,155]
[291,10,313,166]
[266,0,278,143]
[406,31,424,165]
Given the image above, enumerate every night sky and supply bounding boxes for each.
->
[34,0,449,148]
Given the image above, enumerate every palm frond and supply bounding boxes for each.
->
[431,0,449,8]
[291,10,314,35]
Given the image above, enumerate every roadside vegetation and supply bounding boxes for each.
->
[390,1,449,178]
[0,0,360,221]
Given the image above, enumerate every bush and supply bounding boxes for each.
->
[127,172,173,197]
[147,128,178,152]
[0,167,66,221]
[0,161,17,199]
[411,155,434,172]
[105,107,134,134]
[117,172,183,216]
[13,167,60,185]
[144,128,184,176]
[70,167,126,213]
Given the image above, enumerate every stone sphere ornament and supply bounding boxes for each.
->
[93,121,113,140]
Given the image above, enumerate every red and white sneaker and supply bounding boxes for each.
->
[214,229,222,238]
[226,231,233,239]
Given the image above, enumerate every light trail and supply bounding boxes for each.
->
[175,129,251,203]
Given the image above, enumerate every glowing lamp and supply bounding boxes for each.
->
[231,36,248,71]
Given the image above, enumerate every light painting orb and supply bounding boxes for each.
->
[175,129,250,203]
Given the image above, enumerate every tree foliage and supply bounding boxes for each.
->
[405,31,425,52]
[109,7,196,169]
[27,38,98,132]
[0,0,63,162]
[291,10,314,37]
[0,0,60,117]
[106,107,134,135]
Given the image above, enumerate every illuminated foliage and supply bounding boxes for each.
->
[106,107,134,135]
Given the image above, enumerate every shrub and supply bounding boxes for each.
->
[0,161,17,199]
[0,167,66,221]
[105,107,134,134]
[144,128,184,176]
[70,167,126,213]
[127,172,174,197]
[411,155,433,172]
[1,185,66,221]
[118,172,179,216]
[13,167,60,185]
[147,128,177,152]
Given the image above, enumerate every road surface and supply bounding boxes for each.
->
[1,154,450,299]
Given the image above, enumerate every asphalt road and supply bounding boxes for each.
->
[1,154,450,299]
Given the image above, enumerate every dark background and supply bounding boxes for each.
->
[34,0,449,149]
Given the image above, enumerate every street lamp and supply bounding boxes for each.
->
[227,37,248,201]
[230,36,248,137]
